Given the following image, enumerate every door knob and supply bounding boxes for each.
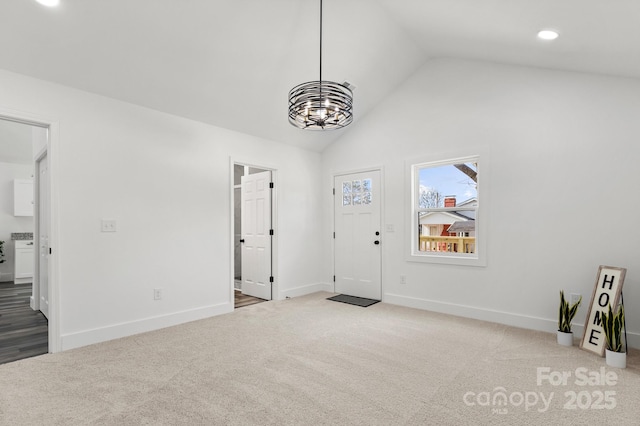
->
[375,231,380,236]
[374,240,380,245]
[239,239,245,243]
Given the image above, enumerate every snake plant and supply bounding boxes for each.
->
[558,290,581,333]
[0,240,5,264]
[601,304,625,353]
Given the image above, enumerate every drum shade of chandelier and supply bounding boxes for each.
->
[288,0,353,130]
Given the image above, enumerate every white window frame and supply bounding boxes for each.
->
[407,154,487,267]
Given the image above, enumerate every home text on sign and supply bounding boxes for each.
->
[580,266,625,356]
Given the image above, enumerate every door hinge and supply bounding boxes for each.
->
[49,248,52,255]
[333,275,336,282]
[333,232,335,239]
[269,182,274,189]
[332,188,335,195]
[269,276,274,283]
[269,229,274,236]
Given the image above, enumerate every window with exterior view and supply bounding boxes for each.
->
[411,156,480,264]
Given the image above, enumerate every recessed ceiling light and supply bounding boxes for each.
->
[537,30,559,41]
[36,0,59,7]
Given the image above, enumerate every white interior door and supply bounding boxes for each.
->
[241,170,272,300]
[334,170,382,300]
[38,152,50,319]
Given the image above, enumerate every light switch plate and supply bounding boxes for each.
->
[101,219,117,232]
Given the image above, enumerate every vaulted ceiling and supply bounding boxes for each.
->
[1,0,639,152]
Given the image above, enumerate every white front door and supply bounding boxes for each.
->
[38,152,50,319]
[241,170,272,300]
[334,170,382,300]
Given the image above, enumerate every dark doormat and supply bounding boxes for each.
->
[327,294,380,307]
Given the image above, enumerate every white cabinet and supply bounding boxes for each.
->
[14,179,34,217]
[14,240,34,284]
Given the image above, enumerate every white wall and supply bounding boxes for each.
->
[0,162,34,281]
[322,58,640,347]
[0,68,325,350]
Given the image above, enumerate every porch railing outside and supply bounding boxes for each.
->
[419,236,475,253]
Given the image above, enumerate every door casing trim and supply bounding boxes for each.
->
[0,108,60,353]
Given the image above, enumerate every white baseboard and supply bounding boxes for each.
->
[384,293,640,350]
[280,282,333,300]
[61,302,233,351]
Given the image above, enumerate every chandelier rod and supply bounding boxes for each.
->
[319,0,323,100]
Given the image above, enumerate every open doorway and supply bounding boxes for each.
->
[0,118,49,363]
[233,163,276,308]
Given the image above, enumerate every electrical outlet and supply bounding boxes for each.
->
[101,219,117,232]
[570,293,581,305]
[154,288,162,300]
[400,275,406,285]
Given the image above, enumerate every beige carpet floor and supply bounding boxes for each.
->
[0,291,638,425]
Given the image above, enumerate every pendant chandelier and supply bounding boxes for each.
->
[288,0,353,130]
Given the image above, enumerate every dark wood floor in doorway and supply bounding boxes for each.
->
[234,290,267,309]
[0,282,48,365]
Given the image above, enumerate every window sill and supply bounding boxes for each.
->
[407,252,486,267]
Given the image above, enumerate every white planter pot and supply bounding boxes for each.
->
[557,331,574,346]
[605,349,626,369]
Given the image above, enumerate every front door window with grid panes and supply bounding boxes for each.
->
[343,178,372,206]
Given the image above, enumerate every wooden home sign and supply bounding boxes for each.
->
[580,265,626,356]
